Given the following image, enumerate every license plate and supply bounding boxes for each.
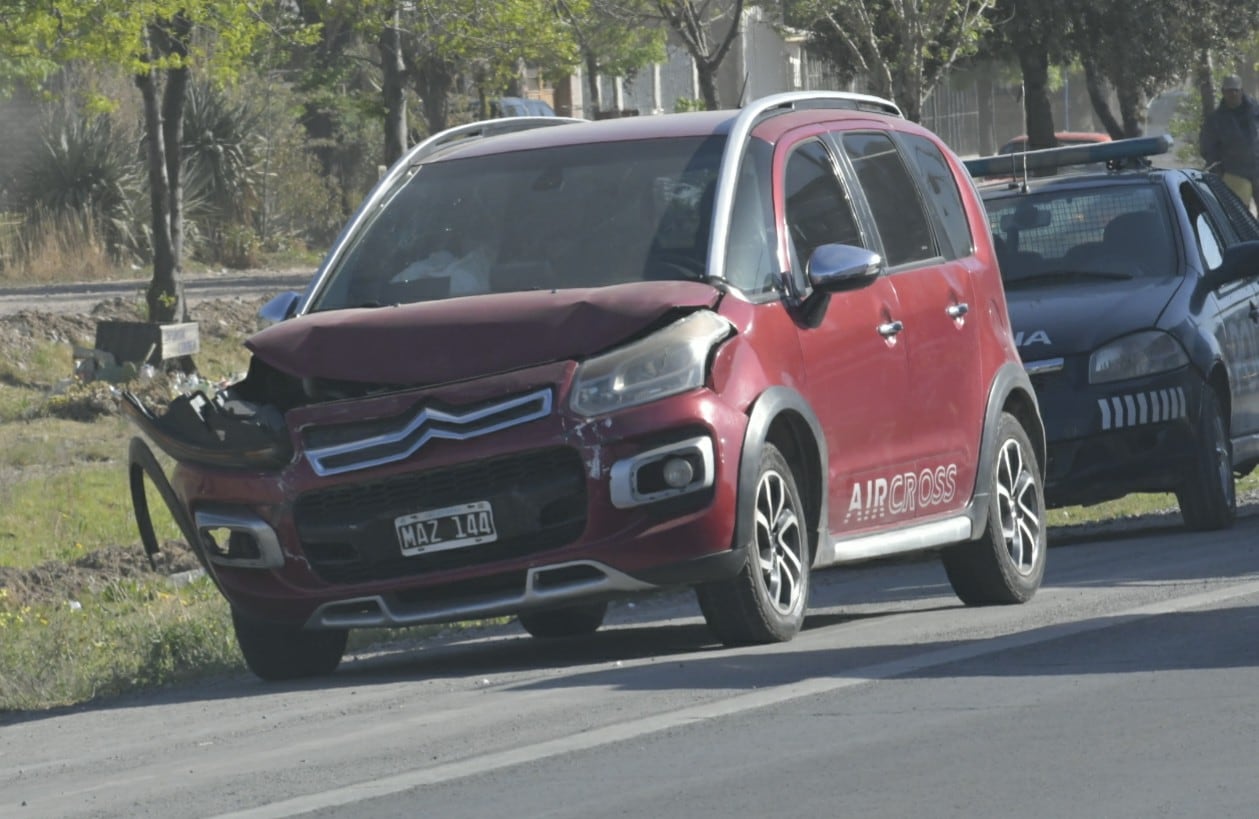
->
[394,500,498,556]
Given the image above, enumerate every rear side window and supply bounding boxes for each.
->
[902,134,972,259]
[841,132,936,267]
[784,139,865,273]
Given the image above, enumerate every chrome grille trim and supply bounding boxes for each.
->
[305,388,553,476]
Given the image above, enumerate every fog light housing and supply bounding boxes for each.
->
[193,506,285,569]
[610,436,714,509]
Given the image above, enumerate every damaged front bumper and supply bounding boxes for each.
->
[120,366,747,630]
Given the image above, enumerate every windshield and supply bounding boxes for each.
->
[985,185,1176,287]
[309,136,725,311]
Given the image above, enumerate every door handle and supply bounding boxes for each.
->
[947,303,969,318]
[877,320,904,337]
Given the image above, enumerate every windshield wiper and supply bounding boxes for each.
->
[1004,269,1134,289]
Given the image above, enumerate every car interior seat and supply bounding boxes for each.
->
[1102,210,1171,277]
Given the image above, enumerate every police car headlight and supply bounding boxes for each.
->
[1088,331,1188,384]
[571,311,732,417]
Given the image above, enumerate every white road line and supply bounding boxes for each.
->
[210,578,1259,819]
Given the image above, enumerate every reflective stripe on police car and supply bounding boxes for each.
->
[1098,387,1186,430]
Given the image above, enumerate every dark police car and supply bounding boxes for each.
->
[969,136,1259,530]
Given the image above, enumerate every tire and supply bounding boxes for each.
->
[517,601,608,639]
[942,412,1046,605]
[1176,387,1236,532]
[231,609,347,682]
[696,443,810,645]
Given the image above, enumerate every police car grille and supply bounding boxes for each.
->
[294,447,587,584]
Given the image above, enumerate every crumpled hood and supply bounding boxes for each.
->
[246,281,721,384]
[1006,277,1184,359]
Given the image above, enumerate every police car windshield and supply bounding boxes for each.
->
[310,136,725,311]
[986,186,1173,286]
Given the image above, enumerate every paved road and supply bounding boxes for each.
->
[0,271,313,317]
[4,514,1258,818]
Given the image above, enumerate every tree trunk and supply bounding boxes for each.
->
[136,69,178,324]
[696,61,720,110]
[417,57,454,135]
[1018,47,1055,151]
[1082,60,1123,139]
[161,64,188,322]
[1196,49,1215,121]
[1116,83,1146,138]
[585,50,601,117]
[380,11,407,166]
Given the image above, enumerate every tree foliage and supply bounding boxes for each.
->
[557,0,667,115]
[786,0,995,122]
[0,1,306,321]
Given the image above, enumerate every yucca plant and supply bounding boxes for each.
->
[15,110,141,263]
[181,79,264,266]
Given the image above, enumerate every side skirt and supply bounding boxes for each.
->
[818,514,974,567]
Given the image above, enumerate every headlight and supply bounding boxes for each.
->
[1088,331,1188,384]
[570,311,732,416]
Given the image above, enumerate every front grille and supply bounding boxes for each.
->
[303,388,553,476]
[294,447,587,584]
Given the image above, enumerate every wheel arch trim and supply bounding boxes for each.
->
[970,362,1046,541]
[738,387,829,565]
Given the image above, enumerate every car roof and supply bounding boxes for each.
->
[418,102,917,165]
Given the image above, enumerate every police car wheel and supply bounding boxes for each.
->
[696,443,810,645]
[1176,387,1236,531]
[942,412,1046,605]
[517,602,608,639]
[231,608,347,682]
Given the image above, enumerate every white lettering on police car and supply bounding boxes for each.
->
[845,464,958,524]
[1014,330,1052,347]
[1098,387,1186,430]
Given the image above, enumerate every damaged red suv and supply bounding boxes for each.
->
[125,92,1047,681]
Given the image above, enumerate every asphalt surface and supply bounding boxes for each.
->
[4,513,1257,818]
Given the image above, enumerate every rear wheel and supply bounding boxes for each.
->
[696,443,810,645]
[943,412,1045,605]
[1176,387,1235,531]
[517,602,608,639]
[231,609,347,682]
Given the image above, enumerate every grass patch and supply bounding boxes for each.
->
[0,576,240,712]
[0,461,175,567]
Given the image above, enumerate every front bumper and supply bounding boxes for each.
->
[148,360,750,627]
[1028,360,1202,506]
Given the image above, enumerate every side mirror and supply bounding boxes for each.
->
[259,291,302,324]
[1202,240,1259,292]
[807,243,883,293]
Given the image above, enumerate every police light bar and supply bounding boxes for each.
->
[964,134,1173,178]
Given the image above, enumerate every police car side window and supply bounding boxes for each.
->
[1196,213,1224,270]
[784,139,864,275]
[901,133,972,260]
[841,132,936,267]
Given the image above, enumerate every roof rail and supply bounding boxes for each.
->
[706,91,902,283]
[964,134,1173,179]
[406,115,587,165]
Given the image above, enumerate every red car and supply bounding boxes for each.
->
[126,92,1047,681]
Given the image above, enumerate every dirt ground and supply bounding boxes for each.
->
[0,295,271,608]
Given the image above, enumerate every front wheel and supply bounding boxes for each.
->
[942,412,1046,605]
[696,443,810,645]
[231,609,347,682]
[1175,387,1235,531]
